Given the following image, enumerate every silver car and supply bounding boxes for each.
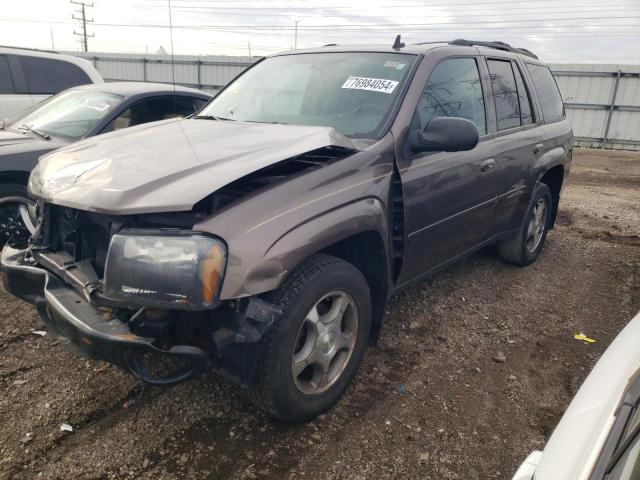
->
[513,310,640,480]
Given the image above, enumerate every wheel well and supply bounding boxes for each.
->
[320,230,389,343]
[540,166,564,229]
[0,171,30,186]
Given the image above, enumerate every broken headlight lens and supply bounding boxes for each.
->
[103,230,227,310]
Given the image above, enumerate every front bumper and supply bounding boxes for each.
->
[1,245,212,385]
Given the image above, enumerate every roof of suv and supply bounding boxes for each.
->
[271,42,448,56]
[270,39,542,62]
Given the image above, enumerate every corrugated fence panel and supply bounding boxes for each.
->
[62,53,639,151]
[65,51,255,91]
[550,63,640,150]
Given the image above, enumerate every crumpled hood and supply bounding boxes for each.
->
[29,118,358,214]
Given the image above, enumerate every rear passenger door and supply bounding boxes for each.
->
[397,56,499,283]
[485,57,541,233]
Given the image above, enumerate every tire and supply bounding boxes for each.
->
[0,183,34,246]
[251,254,372,423]
[498,182,553,266]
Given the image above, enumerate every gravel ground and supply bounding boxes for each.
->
[1,148,639,480]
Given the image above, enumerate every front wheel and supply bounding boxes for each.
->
[251,254,372,423]
[497,182,553,266]
[0,183,37,246]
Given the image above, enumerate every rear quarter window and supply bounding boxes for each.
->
[526,63,564,124]
[19,56,92,95]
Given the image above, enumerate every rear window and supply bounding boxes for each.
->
[19,56,92,95]
[526,63,564,124]
[0,55,14,94]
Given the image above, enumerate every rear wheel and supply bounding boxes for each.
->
[0,183,36,246]
[497,182,552,266]
[251,254,372,423]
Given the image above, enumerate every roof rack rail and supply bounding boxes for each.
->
[414,40,449,45]
[448,39,538,59]
[0,44,59,55]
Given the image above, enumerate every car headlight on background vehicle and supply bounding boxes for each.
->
[103,230,227,310]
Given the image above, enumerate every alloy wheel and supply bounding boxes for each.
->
[291,291,359,395]
[526,198,548,253]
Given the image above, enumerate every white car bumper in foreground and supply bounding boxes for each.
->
[512,451,543,480]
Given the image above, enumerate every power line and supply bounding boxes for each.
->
[136,0,613,10]
[134,5,640,19]
[5,17,639,30]
[68,15,640,29]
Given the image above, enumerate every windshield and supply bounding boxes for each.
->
[7,89,123,140]
[199,52,416,138]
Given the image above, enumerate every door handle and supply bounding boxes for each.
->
[533,143,544,155]
[479,158,495,172]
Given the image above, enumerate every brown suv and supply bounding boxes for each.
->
[2,39,572,422]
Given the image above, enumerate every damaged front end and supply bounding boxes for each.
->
[2,120,362,389]
[1,204,281,387]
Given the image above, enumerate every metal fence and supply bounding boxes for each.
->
[549,63,640,151]
[66,52,640,151]
[66,51,254,93]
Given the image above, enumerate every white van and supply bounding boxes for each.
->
[0,45,103,120]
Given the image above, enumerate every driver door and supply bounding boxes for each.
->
[396,56,499,284]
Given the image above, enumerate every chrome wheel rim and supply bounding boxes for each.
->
[526,198,548,252]
[291,291,358,395]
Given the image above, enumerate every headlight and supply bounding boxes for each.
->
[103,230,227,310]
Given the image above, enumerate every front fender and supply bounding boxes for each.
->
[212,197,390,300]
[247,197,390,295]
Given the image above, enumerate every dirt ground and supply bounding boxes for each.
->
[1,148,638,480]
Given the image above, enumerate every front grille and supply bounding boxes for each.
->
[39,204,112,278]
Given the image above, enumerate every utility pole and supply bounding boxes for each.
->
[294,20,299,50]
[71,0,94,52]
[247,41,252,60]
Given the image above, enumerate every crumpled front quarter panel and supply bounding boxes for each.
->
[193,135,396,300]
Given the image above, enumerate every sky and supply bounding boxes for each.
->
[1,0,639,63]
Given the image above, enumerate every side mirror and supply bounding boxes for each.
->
[409,116,479,153]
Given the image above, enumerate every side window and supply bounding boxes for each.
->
[413,57,486,135]
[192,97,208,112]
[0,55,14,94]
[104,97,199,132]
[513,63,534,125]
[487,59,520,131]
[18,56,91,95]
[605,433,640,479]
[525,63,565,124]
[593,374,640,480]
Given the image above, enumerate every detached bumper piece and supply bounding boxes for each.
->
[1,245,211,386]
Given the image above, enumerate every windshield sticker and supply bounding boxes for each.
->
[383,61,406,70]
[80,99,113,112]
[341,76,399,94]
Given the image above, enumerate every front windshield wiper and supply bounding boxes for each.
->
[17,124,51,140]
[193,115,236,122]
[244,120,287,125]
